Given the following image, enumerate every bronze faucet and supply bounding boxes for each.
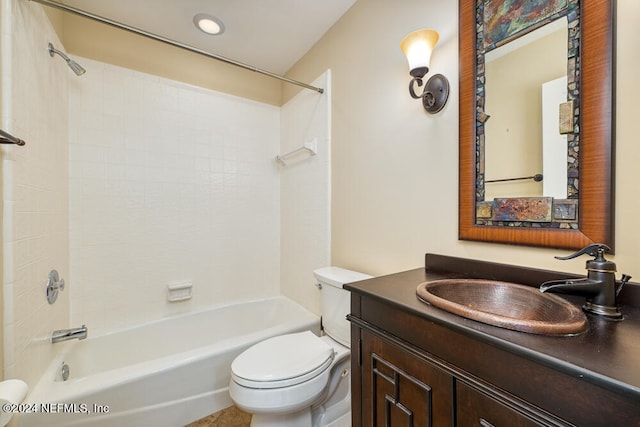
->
[540,244,631,319]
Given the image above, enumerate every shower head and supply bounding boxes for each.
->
[48,42,86,76]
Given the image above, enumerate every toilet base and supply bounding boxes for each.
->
[251,410,311,427]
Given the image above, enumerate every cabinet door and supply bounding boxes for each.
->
[456,381,557,427]
[360,329,454,426]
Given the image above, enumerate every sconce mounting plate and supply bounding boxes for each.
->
[422,74,449,114]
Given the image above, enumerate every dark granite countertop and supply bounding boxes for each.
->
[345,255,640,401]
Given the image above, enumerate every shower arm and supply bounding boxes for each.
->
[0,129,26,146]
[29,0,325,94]
[48,42,86,75]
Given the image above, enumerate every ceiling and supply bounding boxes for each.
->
[59,0,357,75]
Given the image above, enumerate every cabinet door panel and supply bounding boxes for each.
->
[456,381,548,427]
[361,330,454,426]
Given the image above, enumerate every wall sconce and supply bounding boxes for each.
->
[400,29,449,114]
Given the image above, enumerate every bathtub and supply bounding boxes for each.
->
[20,297,320,427]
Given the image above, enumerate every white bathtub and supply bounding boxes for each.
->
[21,297,320,427]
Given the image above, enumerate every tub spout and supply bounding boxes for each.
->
[52,325,87,344]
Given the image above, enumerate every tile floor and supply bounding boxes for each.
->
[185,406,251,427]
[185,406,352,426]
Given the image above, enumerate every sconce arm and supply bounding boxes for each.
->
[409,77,425,99]
[407,74,450,114]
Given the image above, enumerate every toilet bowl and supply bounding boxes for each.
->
[230,332,350,426]
[229,267,372,427]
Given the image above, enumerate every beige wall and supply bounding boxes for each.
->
[285,0,459,275]
[0,1,4,380]
[60,13,283,106]
[613,1,640,277]
[43,6,64,36]
[285,0,640,280]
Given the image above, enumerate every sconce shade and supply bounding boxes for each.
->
[400,29,439,78]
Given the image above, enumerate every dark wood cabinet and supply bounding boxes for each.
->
[347,255,640,427]
[456,381,545,427]
[352,319,568,427]
[359,329,453,426]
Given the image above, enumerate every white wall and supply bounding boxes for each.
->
[1,0,70,385]
[280,71,331,314]
[68,58,281,334]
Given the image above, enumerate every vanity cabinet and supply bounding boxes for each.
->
[352,320,567,427]
[346,255,640,427]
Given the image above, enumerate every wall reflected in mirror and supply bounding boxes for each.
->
[484,18,568,201]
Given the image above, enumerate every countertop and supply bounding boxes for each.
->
[344,255,640,401]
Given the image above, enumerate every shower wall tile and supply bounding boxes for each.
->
[68,59,281,334]
[2,0,70,385]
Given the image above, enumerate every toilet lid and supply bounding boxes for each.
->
[231,331,334,389]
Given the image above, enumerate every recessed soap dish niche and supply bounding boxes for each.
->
[167,282,192,302]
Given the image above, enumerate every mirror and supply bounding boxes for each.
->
[459,0,614,251]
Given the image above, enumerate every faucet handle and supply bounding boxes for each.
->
[616,274,632,296]
[46,270,65,304]
[554,243,611,261]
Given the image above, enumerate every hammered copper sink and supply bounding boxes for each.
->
[416,279,588,335]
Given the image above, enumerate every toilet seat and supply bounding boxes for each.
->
[231,331,334,389]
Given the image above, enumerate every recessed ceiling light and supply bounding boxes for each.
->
[193,13,225,35]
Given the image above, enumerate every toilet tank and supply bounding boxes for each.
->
[313,267,373,347]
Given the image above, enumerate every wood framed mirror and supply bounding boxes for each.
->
[459,0,615,251]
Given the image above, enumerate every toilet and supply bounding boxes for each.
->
[229,267,372,427]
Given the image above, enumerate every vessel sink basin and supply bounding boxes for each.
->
[416,279,588,335]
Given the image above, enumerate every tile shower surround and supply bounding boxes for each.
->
[2,0,70,386]
[68,58,282,334]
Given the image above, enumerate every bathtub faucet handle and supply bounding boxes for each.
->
[46,269,65,304]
